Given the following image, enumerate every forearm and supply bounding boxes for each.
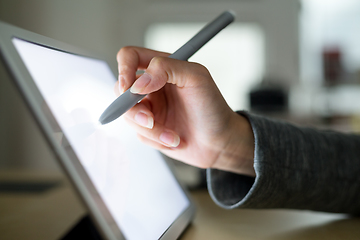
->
[208,112,360,214]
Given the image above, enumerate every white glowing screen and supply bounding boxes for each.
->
[13,38,189,240]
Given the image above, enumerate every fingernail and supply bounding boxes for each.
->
[159,131,180,147]
[130,73,151,94]
[134,112,154,129]
[118,75,125,94]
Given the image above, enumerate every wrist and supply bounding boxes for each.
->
[212,112,255,177]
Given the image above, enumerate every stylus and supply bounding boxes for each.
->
[99,10,235,125]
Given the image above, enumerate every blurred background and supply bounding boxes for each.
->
[1,0,360,187]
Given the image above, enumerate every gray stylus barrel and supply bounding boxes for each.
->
[99,11,235,125]
[170,11,235,61]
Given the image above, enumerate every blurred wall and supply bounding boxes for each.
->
[0,0,299,170]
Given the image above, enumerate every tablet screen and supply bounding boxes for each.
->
[12,38,189,240]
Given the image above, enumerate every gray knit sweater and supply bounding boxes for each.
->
[207,112,360,214]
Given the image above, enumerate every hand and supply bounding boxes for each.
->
[116,46,255,176]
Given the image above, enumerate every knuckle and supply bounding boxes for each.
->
[191,62,210,77]
[148,56,170,83]
[117,46,134,61]
[149,56,167,70]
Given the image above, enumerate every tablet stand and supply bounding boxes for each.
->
[62,215,102,240]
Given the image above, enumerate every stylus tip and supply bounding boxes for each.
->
[98,110,114,125]
[98,116,110,125]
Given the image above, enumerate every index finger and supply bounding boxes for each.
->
[116,46,170,91]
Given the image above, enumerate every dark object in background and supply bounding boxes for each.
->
[0,180,61,193]
[323,46,344,85]
[250,84,288,113]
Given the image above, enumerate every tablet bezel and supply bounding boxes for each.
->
[0,20,195,240]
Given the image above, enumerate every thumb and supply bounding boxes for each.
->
[130,56,208,94]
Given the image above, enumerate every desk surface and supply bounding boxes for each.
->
[0,170,359,240]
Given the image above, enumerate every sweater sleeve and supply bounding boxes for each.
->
[207,112,360,214]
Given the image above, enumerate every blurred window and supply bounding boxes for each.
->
[300,0,360,117]
[145,23,264,110]
[301,0,360,84]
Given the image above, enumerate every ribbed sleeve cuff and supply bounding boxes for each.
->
[207,111,360,214]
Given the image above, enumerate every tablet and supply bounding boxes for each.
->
[0,21,195,240]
